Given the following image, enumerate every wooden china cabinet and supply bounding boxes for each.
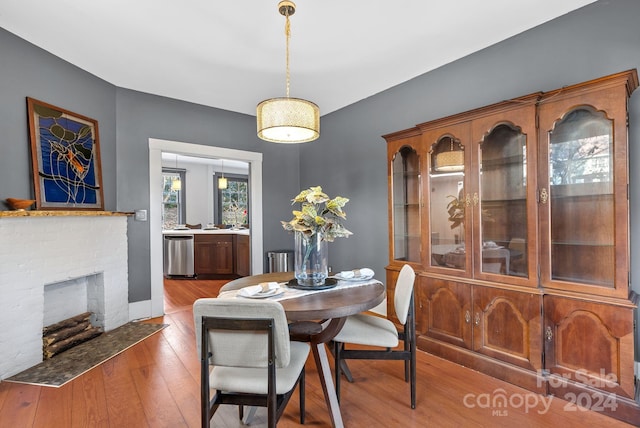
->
[384,70,639,424]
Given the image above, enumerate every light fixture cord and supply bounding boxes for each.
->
[285,8,291,98]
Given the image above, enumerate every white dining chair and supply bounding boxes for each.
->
[332,264,417,408]
[193,298,309,428]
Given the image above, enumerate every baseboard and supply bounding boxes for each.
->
[419,337,547,394]
[547,375,640,426]
[129,299,152,321]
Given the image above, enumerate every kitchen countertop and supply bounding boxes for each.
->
[162,228,249,236]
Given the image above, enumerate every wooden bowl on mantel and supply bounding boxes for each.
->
[5,198,36,211]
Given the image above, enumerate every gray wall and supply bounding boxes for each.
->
[0,30,117,211]
[306,0,640,292]
[1,1,640,318]
[114,89,302,300]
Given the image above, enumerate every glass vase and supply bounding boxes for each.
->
[294,231,328,286]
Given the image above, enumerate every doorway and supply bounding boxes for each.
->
[160,154,249,229]
[148,138,263,318]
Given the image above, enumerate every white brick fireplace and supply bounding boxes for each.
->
[0,213,130,379]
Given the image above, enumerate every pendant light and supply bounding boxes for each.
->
[433,137,464,173]
[256,1,320,143]
[170,154,182,191]
[218,159,228,189]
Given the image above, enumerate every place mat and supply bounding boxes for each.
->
[5,322,167,387]
[287,277,338,290]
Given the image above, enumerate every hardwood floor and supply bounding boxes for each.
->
[0,278,633,427]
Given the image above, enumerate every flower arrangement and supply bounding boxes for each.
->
[281,186,353,241]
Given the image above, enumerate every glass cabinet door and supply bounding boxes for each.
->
[391,145,421,263]
[546,107,614,287]
[478,124,528,277]
[428,135,467,272]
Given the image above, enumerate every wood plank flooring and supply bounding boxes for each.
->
[0,277,633,427]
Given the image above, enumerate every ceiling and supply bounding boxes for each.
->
[0,0,595,117]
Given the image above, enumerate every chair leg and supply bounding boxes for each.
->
[404,337,410,382]
[334,341,341,403]
[329,341,354,382]
[268,399,276,428]
[242,406,258,425]
[340,359,354,382]
[410,338,416,409]
[299,368,306,424]
[200,355,211,428]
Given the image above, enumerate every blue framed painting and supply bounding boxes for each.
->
[27,98,104,210]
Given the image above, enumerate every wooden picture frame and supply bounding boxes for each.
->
[27,97,104,210]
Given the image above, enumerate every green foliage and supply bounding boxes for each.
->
[282,186,353,242]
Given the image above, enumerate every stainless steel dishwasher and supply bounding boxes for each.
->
[163,234,195,277]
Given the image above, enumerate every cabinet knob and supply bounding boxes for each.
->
[474,312,481,326]
[465,193,471,207]
[465,310,471,324]
[545,326,553,341]
[473,192,479,207]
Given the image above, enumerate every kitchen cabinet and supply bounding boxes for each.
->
[195,234,234,275]
[234,234,250,277]
[384,70,639,424]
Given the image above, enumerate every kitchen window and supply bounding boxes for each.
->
[162,169,186,228]
[216,175,248,226]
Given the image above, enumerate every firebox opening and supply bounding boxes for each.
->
[43,273,105,329]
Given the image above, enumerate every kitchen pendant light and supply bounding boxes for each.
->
[218,159,228,189]
[171,154,182,191]
[257,1,320,143]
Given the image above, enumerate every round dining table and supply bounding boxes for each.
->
[221,272,386,428]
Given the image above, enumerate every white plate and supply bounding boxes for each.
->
[334,273,374,282]
[238,287,285,299]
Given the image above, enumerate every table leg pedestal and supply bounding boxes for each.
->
[311,342,344,428]
[289,319,346,428]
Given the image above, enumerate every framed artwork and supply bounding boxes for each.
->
[27,97,104,210]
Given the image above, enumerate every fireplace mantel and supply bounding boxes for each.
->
[0,210,132,218]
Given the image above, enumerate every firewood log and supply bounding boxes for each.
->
[43,327,102,359]
[42,312,92,335]
[42,321,91,346]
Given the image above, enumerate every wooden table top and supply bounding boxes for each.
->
[222,272,386,322]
